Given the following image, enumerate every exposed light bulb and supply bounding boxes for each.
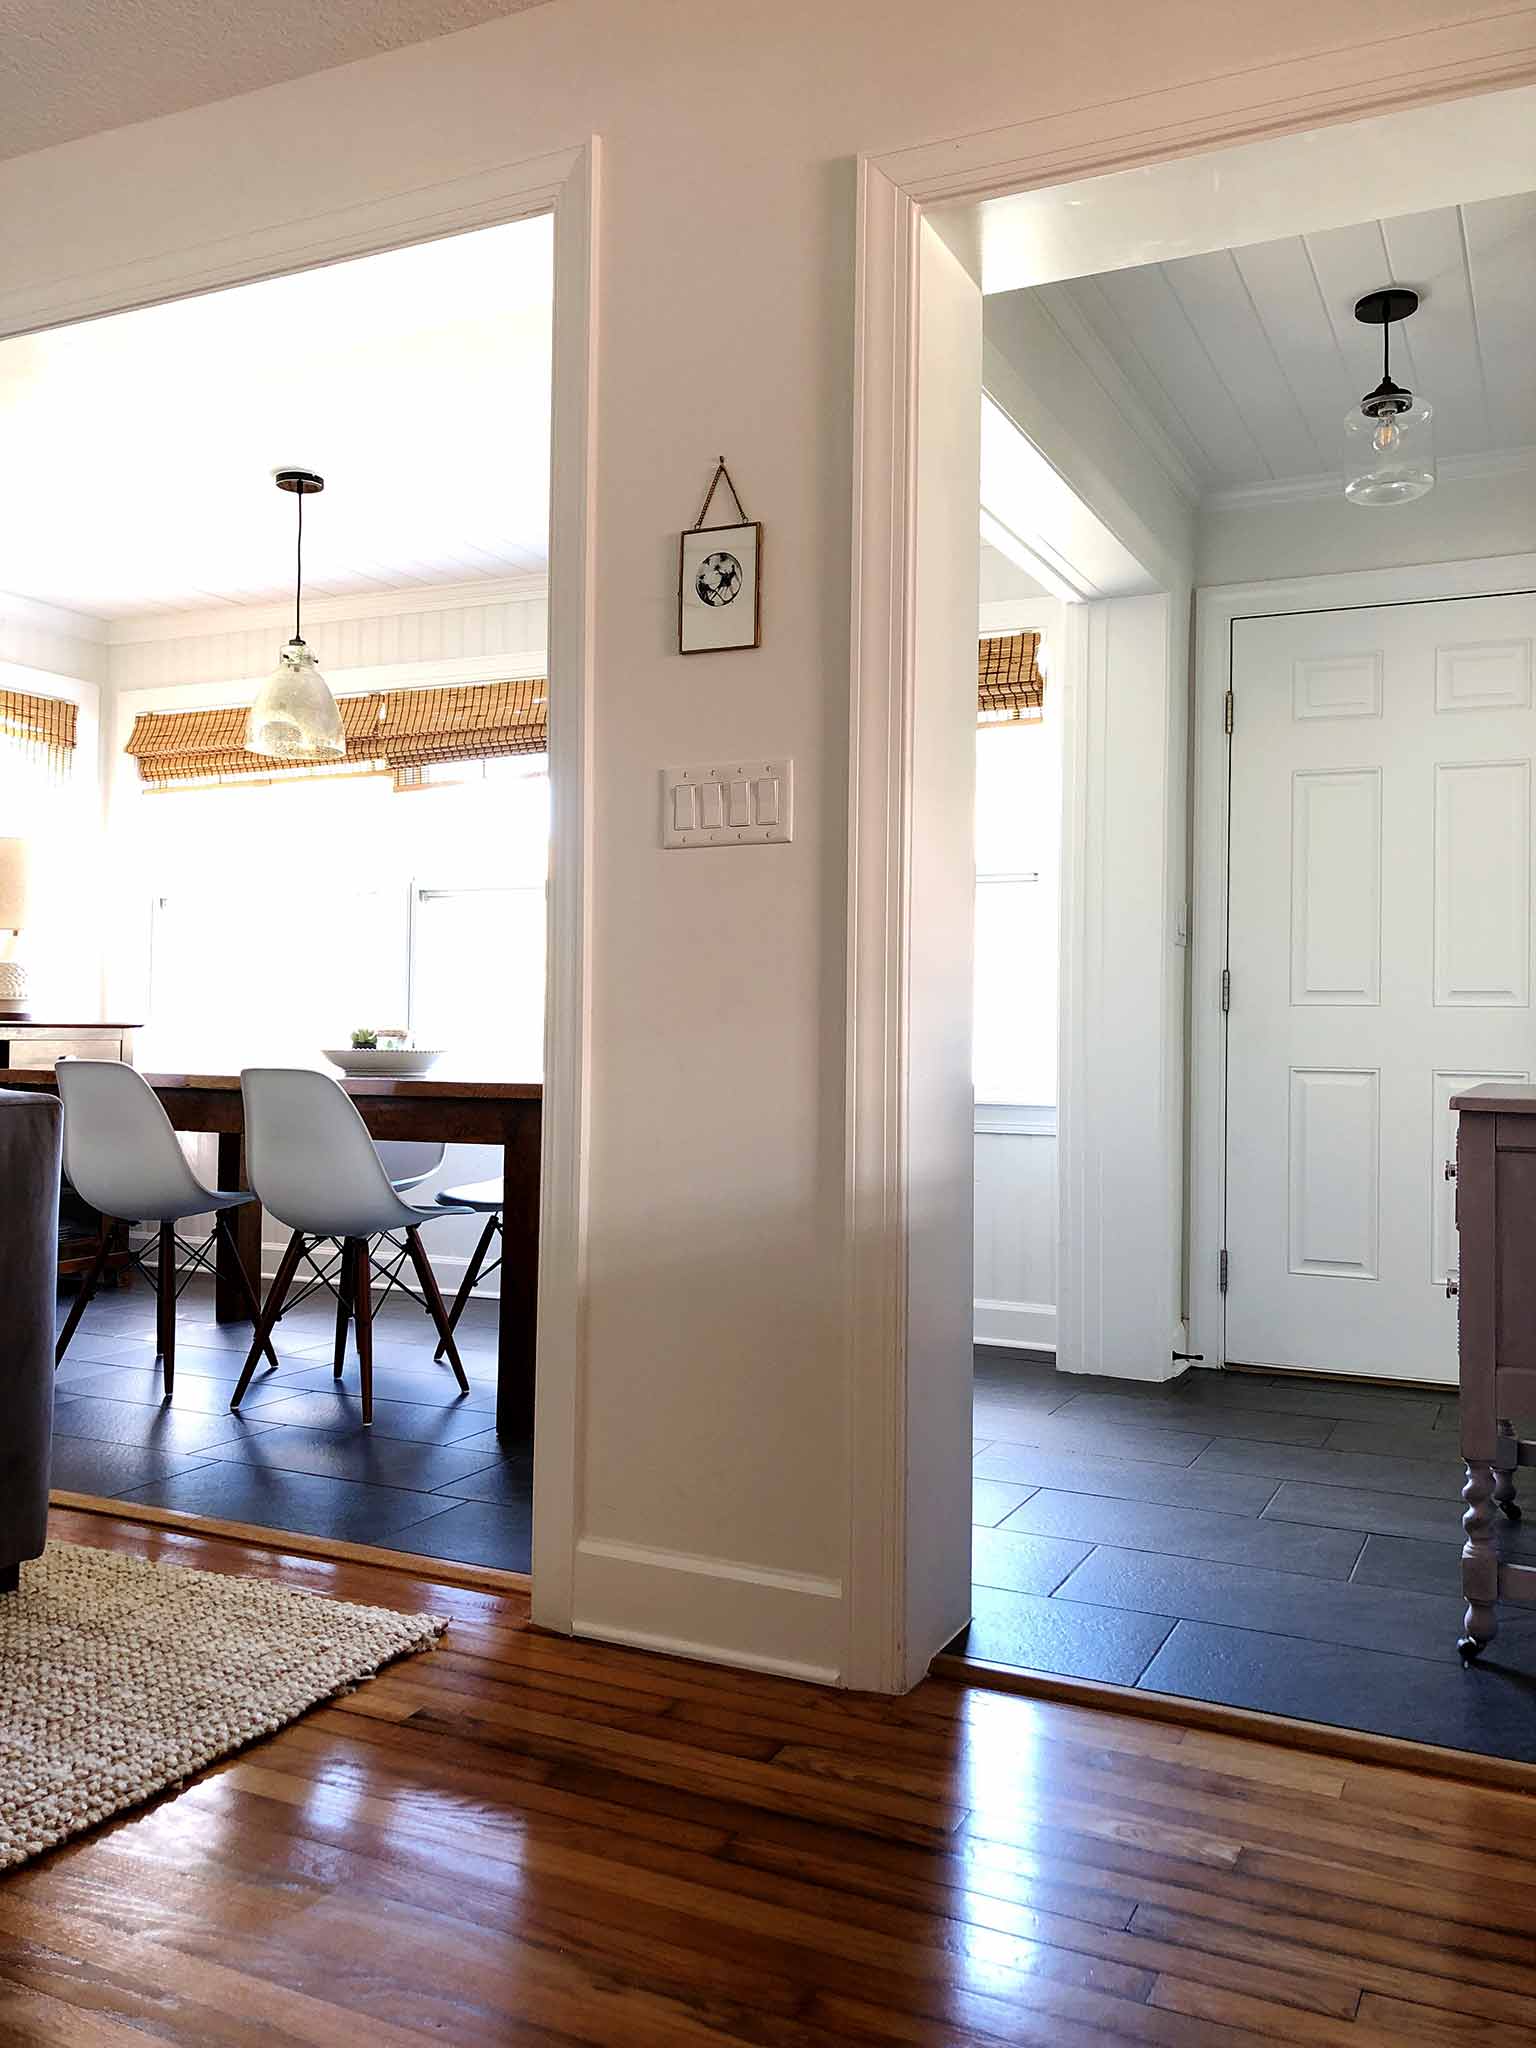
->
[1371,415,1400,454]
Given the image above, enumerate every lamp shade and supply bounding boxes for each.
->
[0,838,29,930]
[244,640,346,760]
[1344,397,1435,506]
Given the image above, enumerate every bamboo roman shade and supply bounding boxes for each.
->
[977,632,1044,726]
[0,688,77,779]
[378,680,548,774]
[125,678,548,792]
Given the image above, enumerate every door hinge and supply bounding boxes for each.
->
[1223,689,1234,735]
[1219,1248,1229,1294]
[1220,966,1231,1013]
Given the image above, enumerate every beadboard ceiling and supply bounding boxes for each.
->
[0,0,552,161]
[0,217,552,620]
[1024,192,1536,498]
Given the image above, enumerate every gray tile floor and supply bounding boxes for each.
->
[50,1272,531,1571]
[959,1349,1536,1761]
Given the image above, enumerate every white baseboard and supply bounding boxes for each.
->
[572,1536,844,1685]
[974,1297,1056,1350]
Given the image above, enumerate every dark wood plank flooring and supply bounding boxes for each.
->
[964,1351,1536,1761]
[51,1274,530,1571]
[7,1507,1536,2046]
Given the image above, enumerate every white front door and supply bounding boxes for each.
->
[1225,589,1536,1383]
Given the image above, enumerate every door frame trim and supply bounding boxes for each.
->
[1190,553,1536,1371]
[0,139,601,1636]
[851,30,1536,1691]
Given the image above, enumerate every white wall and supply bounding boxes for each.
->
[1198,458,1536,585]
[0,591,108,1018]
[980,309,1194,1383]
[1058,592,1189,1380]
[0,0,1501,1681]
[972,581,1062,1354]
[974,1109,1057,1350]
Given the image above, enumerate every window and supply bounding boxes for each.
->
[135,753,549,1074]
[973,703,1061,1109]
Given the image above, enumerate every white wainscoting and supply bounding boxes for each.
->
[973,1104,1056,1351]
[107,574,548,693]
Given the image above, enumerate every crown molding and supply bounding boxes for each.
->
[105,570,549,647]
[1204,444,1536,513]
[0,586,109,642]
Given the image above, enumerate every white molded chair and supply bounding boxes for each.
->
[271,1141,448,1322]
[54,1059,275,1392]
[376,1142,446,1194]
[231,1068,471,1424]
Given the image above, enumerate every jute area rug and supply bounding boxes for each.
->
[0,1541,444,1871]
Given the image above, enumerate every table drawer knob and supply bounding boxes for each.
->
[1446,1274,1459,1299]
[1445,1160,1457,1181]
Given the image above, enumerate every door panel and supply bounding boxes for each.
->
[1226,590,1536,1383]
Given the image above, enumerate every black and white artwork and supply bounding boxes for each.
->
[679,498,761,653]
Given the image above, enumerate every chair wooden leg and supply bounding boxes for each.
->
[231,1232,305,1410]
[434,1213,498,1362]
[55,1222,115,1366]
[215,1209,282,1373]
[157,1223,177,1398]
[405,1228,469,1393]
[0,1562,18,1595]
[352,1238,374,1427]
[333,1237,354,1380]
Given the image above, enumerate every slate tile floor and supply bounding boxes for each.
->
[50,1273,532,1571]
[959,1348,1536,1762]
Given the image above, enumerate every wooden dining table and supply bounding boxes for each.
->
[5,1069,542,1441]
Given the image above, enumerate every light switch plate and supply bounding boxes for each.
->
[662,758,793,847]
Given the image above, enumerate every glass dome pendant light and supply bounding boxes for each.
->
[1343,288,1435,507]
[244,468,346,759]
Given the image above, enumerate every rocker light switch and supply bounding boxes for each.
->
[662,759,793,847]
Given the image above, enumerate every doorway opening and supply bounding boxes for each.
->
[5,209,573,1581]
[860,83,1536,1758]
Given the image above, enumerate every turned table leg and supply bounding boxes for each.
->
[1460,1461,1500,1661]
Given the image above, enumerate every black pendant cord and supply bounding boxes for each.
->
[1382,318,1391,386]
[295,488,304,646]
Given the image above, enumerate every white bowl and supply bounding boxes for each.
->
[322,1047,444,1079]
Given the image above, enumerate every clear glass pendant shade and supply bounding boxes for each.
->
[1343,398,1435,506]
[245,639,346,759]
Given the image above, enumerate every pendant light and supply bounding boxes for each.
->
[1343,289,1435,507]
[244,468,346,759]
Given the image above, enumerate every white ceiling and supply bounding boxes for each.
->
[0,217,553,620]
[0,0,552,161]
[1025,192,1536,496]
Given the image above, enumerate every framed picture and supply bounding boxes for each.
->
[678,460,761,654]
[679,521,762,653]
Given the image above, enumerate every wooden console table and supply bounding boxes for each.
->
[5,1067,541,1442]
[1451,1083,1536,1659]
[0,1019,138,1069]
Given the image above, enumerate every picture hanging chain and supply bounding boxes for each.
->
[693,456,750,530]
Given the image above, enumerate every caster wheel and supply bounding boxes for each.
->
[1458,1637,1484,1664]
[1499,1501,1522,1522]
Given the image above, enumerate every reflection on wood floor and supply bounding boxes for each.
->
[6,1506,1536,2046]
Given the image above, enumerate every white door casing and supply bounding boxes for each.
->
[1223,587,1536,1384]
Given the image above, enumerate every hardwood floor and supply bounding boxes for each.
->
[5,1511,1536,2044]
